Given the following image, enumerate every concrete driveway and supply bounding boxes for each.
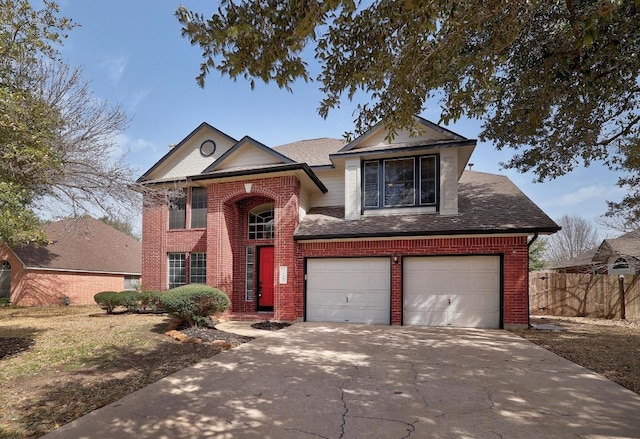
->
[43,323,640,439]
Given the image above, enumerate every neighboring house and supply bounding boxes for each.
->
[552,230,640,274]
[0,217,141,305]
[137,116,559,329]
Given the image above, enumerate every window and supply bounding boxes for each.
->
[124,275,140,291]
[363,154,438,209]
[190,253,206,284]
[384,158,415,206]
[168,253,186,289]
[0,261,10,298]
[613,258,629,270]
[363,161,380,208]
[190,187,207,228]
[248,204,274,240]
[245,246,254,301]
[168,192,186,229]
[420,156,437,204]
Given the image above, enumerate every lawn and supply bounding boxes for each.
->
[512,316,640,395]
[1,307,638,438]
[0,305,221,439]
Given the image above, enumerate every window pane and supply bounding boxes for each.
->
[384,158,415,206]
[168,253,186,289]
[168,193,186,229]
[245,247,254,301]
[190,253,206,284]
[420,156,437,205]
[191,187,207,228]
[363,161,379,208]
[248,206,274,240]
[124,275,140,291]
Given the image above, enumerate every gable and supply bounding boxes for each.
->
[139,123,237,182]
[209,138,291,172]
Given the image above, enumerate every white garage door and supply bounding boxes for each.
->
[403,256,500,328]
[306,258,390,324]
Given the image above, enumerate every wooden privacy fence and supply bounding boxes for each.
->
[529,272,640,319]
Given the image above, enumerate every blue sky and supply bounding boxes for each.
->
[54,0,625,238]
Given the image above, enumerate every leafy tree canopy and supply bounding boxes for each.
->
[1,1,136,246]
[177,0,640,223]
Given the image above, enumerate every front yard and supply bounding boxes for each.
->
[0,306,221,438]
[0,306,638,438]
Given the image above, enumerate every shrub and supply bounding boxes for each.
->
[118,291,140,313]
[0,297,10,307]
[159,284,230,327]
[94,291,120,314]
[138,290,163,312]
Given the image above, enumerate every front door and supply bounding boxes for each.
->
[257,246,274,311]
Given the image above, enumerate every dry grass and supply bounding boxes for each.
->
[0,305,221,439]
[512,316,640,395]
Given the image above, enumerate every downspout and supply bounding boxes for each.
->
[525,232,539,328]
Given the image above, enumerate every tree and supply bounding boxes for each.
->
[545,214,600,267]
[528,239,547,272]
[0,1,137,245]
[176,0,640,220]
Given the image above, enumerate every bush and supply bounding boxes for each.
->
[159,284,230,327]
[118,291,140,313]
[0,297,10,307]
[94,291,120,314]
[138,290,163,312]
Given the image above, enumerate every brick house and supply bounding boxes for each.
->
[138,117,559,328]
[0,217,141,306]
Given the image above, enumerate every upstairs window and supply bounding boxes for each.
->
[248,204,274,240]
[363,154,438,209]
[168,192,186,229]
[190,187,207,228]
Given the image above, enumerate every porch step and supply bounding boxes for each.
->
[225,312,275,322]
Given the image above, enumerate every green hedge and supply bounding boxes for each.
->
[138,290,163,312]
[94,291,121,314]
[159,284,229,327]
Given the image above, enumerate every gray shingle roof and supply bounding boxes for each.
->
[552,230,640,269]
[13,217,141,274]
[294,171,559,239]
[273,138,346,166]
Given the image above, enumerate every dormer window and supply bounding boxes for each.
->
[363,155,438,209]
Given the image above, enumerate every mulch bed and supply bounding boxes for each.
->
[251,321,291,331]
[0,337,36,360]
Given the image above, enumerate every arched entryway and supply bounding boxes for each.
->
[0,261,11,299]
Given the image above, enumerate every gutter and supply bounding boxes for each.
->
[525,232,539,328]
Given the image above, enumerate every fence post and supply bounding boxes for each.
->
[619,275,626,320]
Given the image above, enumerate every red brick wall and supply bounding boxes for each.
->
[1,244,131,306]
[297,235,530,327]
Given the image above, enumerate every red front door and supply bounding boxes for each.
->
[258,246,274,310]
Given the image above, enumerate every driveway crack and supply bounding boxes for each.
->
[339,380,349,439]
[350,415,418,438]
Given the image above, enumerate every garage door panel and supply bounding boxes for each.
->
[307,258,390,325]
[403,256,500,329]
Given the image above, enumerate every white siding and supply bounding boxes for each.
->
[440,150,458,215]
[217,144,283,170]
[152,130,235,180]
[298,187,312,221]
[344,158,361,220]
[356,125,451,149]
[310,168,345,208]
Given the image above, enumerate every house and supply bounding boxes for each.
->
[137,117,559,329]
[0,217,141,306]
[552,230,640,274]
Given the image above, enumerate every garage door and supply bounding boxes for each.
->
[403,256,500,328]
[306,258,390,324]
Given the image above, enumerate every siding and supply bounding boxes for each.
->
[218,143,284,169]
[356,125,451,148]
[152,130,236,180]
[310,168,345,207]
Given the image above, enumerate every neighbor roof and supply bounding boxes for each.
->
[294,171,560,239]
[552,229,640,270]
[12,217,141,274]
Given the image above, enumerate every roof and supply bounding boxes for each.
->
[294,171,560,239]
[12,217,141,275]
[273,138,346,166]
[552,229,640,270]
